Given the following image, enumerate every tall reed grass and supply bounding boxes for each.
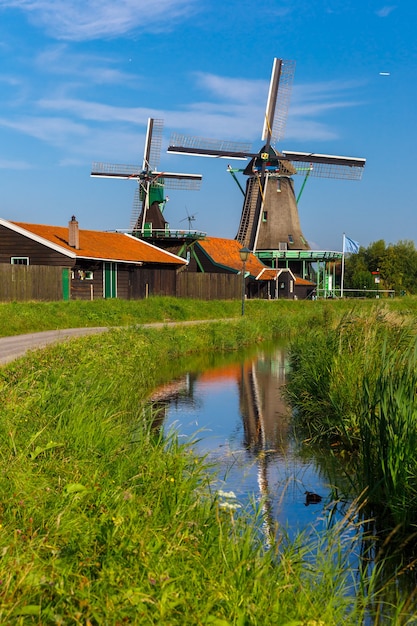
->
[287,305,417,534]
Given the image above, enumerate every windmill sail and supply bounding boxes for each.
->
[262,59,295,145]
[167,58,366,259]
[91,118,202,233]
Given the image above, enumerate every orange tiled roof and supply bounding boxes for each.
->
[197,238,316,284]
[197,237,267,277]
[256,267,280,281]
[11,222,186,266]
[295,276,316,286]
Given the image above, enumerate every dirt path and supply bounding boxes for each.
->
[0,319,234,366]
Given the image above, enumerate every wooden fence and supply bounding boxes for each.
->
[176,272,241,300]
[0,264,242,302]
[0,265,66,302]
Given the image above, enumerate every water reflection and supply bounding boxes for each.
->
[147,343,417,621]
[150,343,331,536]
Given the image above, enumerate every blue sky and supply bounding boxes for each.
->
[0,0,415,251]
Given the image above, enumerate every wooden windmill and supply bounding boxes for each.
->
[91,118,202,233]
[168,59,366,256]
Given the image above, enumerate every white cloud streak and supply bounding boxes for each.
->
[0,0,198,40]
[375,5,397,17]
[0,158,32,169]
[194,72,268,103]
[35,46,136,85]
[0,67,365,165]
[0,115,88,143]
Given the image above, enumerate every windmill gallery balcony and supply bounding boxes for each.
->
[112,227,207,241]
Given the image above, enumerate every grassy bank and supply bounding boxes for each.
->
[0,297,241,337]
[0,302,388,624]
[2,297,417,622]
[0,294,403,337]
[286,302,417,536]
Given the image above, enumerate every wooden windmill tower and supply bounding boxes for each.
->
[91,118,202,234]
[168,59,366,259]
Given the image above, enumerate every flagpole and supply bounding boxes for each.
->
[340,233,346,298]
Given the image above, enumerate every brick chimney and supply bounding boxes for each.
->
[68,215,79,249]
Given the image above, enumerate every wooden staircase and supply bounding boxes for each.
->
[236,177,261,247]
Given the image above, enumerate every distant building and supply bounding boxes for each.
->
[166,236,316,300]
[0,216,186,300]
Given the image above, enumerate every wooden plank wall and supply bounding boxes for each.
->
[0,265,242,302]
[176,272,241,300]
[129,268,177,299]
[0,264,65,301]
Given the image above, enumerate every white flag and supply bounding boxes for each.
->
[343,235,359,254]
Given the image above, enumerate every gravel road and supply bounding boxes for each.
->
[0,327,110,366]
[0,319,232,366]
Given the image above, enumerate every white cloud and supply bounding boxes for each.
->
[35,45,137,85]
[182,74,365,143]
[0,115,88,143]
[0,0,198,40]
[38,98,154,126]
[194,72,268,103]
[0,109,147,162]
[291,81,365,117]
[376,5,397,17]
[0,71,365,167]
[0,158,32,169]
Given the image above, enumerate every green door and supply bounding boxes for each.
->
[104,262,117,298]
[62,268,70,301]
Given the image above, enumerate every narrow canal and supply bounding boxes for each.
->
[149,341,336,537]
[148,341,417,622]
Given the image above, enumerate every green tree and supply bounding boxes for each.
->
[343,246,368,289]
[344,239,417,296]
[363,239,386,272]
[351,269,375,296]
[380,240,417,295]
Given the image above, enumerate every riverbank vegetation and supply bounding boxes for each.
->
[1,297,417,622]
[2,293,413,337]
[286,302,417,536]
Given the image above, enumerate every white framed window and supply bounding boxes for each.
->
[75,269,94,280]
[11,257,29,265]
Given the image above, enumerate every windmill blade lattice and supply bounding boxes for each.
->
[91,117,202,231]
[282,151,365,180]
[143,118,164,171]
[168,135,253,160]
[131,187,142,230]
[91,162,201,188]
[262,59,296,145]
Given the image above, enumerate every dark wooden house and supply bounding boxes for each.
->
[0,217,186,300]
[172,236,316,300]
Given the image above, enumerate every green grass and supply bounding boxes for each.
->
[2,297,417,622]
[0,304,391,624]
[286,303,417,536]
[0,294,401,337]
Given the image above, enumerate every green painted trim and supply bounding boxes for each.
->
[104,262,117,298]
[195,244,241,275]
[62,268,70,301]
[256,250,343,261]
[192,247,205,273]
